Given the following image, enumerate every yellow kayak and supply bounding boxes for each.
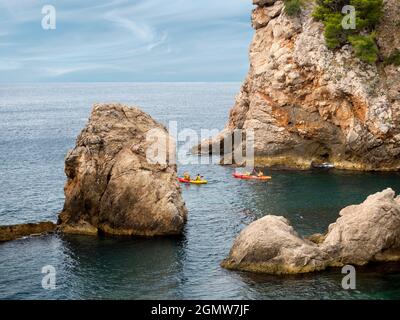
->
[178,178,208,185]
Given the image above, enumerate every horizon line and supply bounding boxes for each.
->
[0,80,244,84]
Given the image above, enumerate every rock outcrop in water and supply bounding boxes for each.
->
[222,188,400,274]
[58,103,187,237]
[0,222,56,242]
[199,0,400,171]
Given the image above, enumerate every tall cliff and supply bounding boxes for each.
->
[206,0,400,170]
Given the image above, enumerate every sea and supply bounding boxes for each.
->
[1,83,400,299]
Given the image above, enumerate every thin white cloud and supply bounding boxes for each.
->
[147,31,168,51]
[104,12,156,42]
[0,0,253,81]
[43,66,93,77]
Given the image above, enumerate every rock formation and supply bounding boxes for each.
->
[58,104,187,237]
[222,188,400,274]
[0,222,56,242]
[199,0,400,171]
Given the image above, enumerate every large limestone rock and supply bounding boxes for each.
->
[199,0,400,171]
[321,189,400,265]
[221,216,328,274]
[222,189,400,274]
[58,104,187,237]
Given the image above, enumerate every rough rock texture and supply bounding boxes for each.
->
[221,216,328,274]
[0,222,56,242]
[321,189,400,265]
[252,1,284,30]
[222,188,400,274]
[58,104,187,237]
[200,0,400,171]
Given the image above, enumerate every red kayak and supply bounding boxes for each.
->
[232,173,271,181]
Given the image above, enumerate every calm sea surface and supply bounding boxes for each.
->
[1,83,400,299]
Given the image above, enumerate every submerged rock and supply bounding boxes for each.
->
[0,222,56,242]
[199,0,400,171]
[222,189,400,274]
[58,103,187,237]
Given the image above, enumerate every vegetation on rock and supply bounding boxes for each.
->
[384,49,400,66]
[284,0,302,16]
[348,33,379,64]
[313,0,384,63]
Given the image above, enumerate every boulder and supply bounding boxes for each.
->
[321,189,400,265]
[58,103,187,237]
[0,222,56,242]
[221,216,328,274]
[222,189,400,274]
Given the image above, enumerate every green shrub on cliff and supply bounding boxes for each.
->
[322,13,347,49]
[384,49,400,66]
[313,0,384,63]
[348,34,379,63]
[350,0,384,29]
[284,0,302,16]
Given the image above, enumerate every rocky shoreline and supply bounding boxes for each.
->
[222,188,400,274]
[0,222,56,242]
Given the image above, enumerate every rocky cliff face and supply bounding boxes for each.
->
[222,188,400,274]
[206,0,400,170]
[58,104,187,237]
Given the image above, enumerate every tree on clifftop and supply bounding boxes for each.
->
[313,0,384,63]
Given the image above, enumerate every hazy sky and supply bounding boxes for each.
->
[0,0,254,82]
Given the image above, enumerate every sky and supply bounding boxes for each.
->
[0,0,254,82]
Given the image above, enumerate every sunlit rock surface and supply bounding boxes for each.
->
[223,189,400,274]
[58,104,187,237]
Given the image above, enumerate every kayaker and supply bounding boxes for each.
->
[249,168,264,177]
[183,172,191,181]
[195,174,202,181]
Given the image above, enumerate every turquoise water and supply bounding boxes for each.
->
[1,83,400,299]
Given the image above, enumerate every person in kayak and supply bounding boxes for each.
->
[195,174,203,181]
[183,172,191,181]
[248,168,264,177]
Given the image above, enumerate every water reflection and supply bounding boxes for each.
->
[60,234,186,299]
